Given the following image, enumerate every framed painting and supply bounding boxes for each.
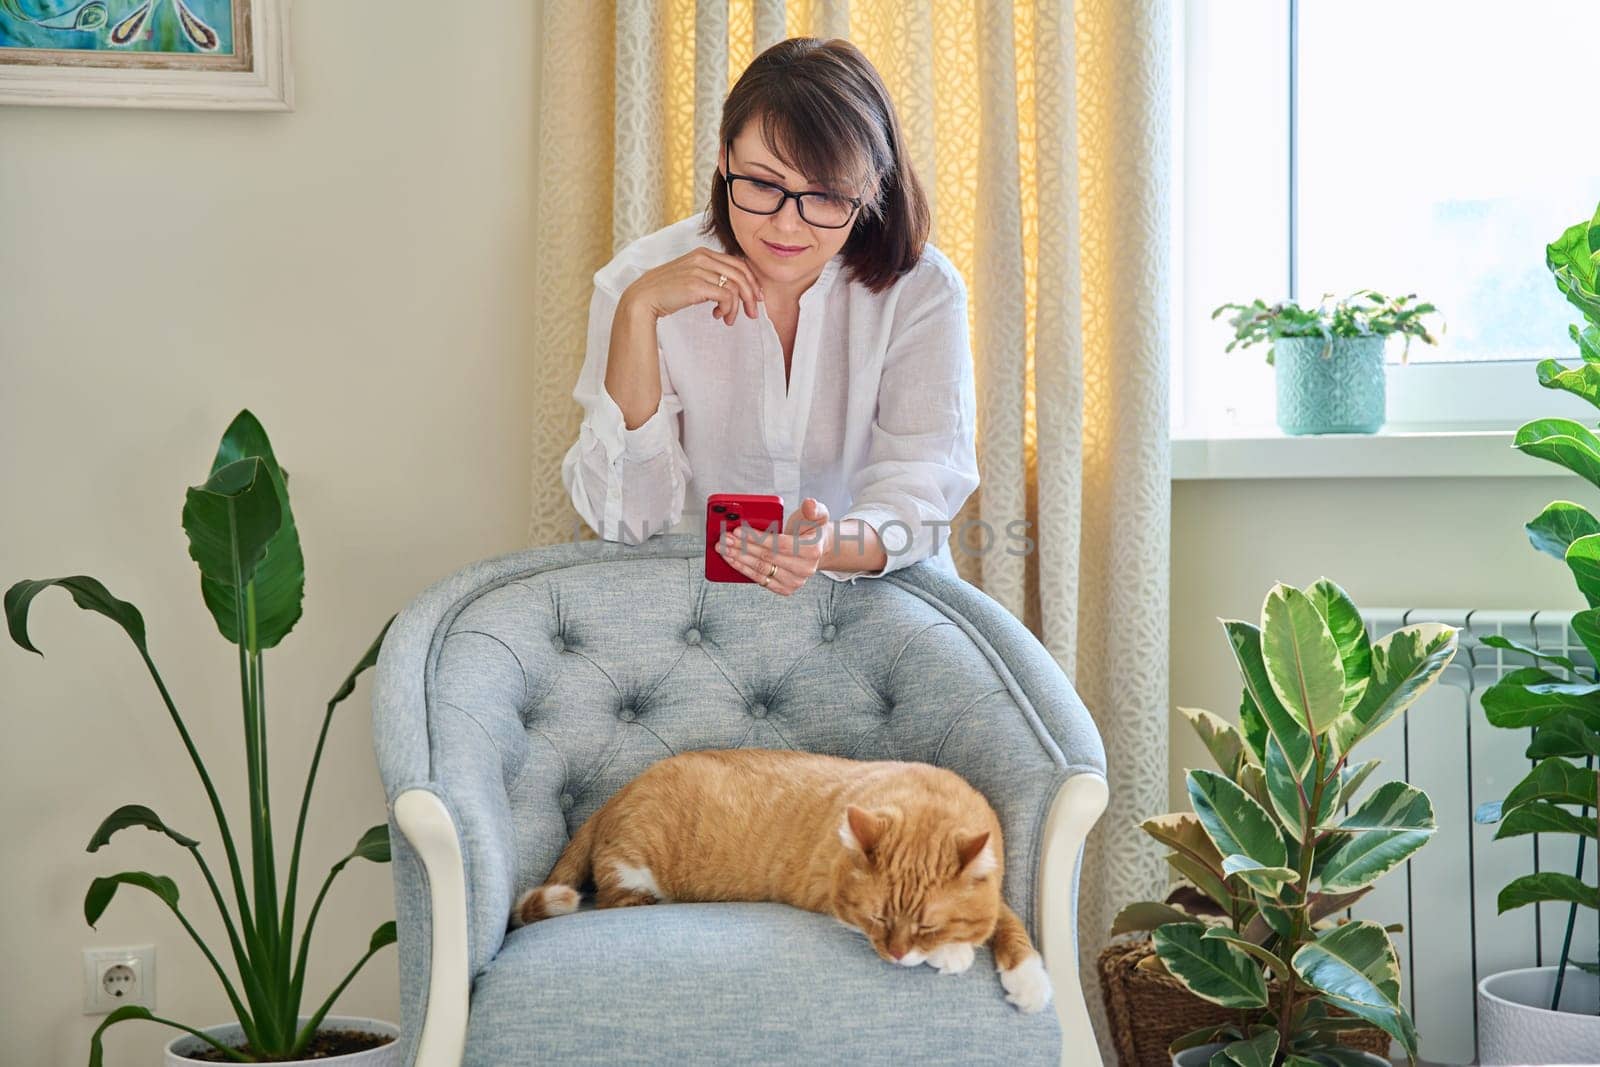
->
[0,0,290,110]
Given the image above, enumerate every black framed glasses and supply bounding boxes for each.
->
[722,141,863,229]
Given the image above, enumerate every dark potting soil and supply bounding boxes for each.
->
[182,1027,395,1062]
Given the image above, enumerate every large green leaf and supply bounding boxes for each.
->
[1526,714,1600,759]
[1525,501,1600,563]
[1574,608,1600,670]
[202,409,306,648]
[1492,800,1597,841]
[1316,823,1431,893]
[1575,322,1600,364]
[1187,769,1288,869]
[4,575,148,657]
[182,455,282,646]
[1261,583,1347,737]
[1224,620,1313,775]
[1330,780,1436,834]
[1483,667,1600,731]
[1307,578,1372,716]
[1514,418,1600,489]
[180,412,305,646]
[1537,359,1600,408]
[86,805,199,852]
[1292,921,1418,1059]
[84,871,179,927]
[1547,208,1600,329]
[1498,872,1600,913]
[1333,623,1457,750]
[1153,922,1269,1009]
[1568,533,1600,608]
[1480,632,1581,676]
[1503,757,1599,810]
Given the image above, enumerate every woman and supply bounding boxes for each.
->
[561,37,978,593]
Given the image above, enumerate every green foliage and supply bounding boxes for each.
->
[1119,579,1458,1065]
[1211,289,1443,367]
[1476,197,1600,1016]
[5,410,398,1063]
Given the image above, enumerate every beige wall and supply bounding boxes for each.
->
[0,3,540,1062]
[1169,475,1590,807]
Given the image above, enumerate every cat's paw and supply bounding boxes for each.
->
[999,952,1053,1013]
[926,942,976,975]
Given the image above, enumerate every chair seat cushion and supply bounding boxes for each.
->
[464,901,1061,1066]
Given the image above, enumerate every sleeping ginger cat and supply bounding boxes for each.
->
[509,749,1053,1013]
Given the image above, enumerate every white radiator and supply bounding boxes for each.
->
[1355,609,1599,1066]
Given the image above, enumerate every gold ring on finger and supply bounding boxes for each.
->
[761,574,771,588]
[766,563,778,579]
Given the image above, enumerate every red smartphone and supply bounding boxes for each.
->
[705,493,785,583]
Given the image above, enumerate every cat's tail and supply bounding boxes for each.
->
[510,815,596,928]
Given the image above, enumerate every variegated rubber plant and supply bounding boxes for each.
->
[1473,198,1600,1015]
[5,410,398,1064]
[1114,579,1459,1066]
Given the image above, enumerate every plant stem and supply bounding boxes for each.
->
[291,939,386,1056]
[281,688,342,989]
[1550,756,1597,1015]
[1282,763,1329,1054]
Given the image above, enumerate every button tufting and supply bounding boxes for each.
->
[559,793,574,812]
[618,706,637,722]
[751,703,768,719]
[550,634,566,651]
[685,627,702,645]
[821,624,837,642]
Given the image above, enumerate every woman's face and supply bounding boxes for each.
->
[719,126,863,290]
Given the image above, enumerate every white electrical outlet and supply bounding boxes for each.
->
[83,945,156,1014]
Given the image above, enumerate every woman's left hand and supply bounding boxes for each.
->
[716,497,832,595]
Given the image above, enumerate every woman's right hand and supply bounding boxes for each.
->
[622,247,765,327]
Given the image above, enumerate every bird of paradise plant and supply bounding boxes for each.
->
[5,410,397,1064]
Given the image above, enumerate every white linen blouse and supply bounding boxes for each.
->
[560,213,979,584]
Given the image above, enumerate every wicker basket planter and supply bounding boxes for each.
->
[1097,939,1391,1066]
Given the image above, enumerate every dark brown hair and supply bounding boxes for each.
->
[700,37,931,296]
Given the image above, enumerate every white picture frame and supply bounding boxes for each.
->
[0,0,291,111]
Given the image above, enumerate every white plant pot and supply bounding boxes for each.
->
[1170,1041,1387,1066]
[162,1015,400,1066]
[1478,966,1600,1066]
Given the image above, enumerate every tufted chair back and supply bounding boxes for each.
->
[373,533,1105,997]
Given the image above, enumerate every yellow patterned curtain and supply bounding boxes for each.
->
[531,3,1171,1058]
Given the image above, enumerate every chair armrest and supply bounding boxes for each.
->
[373,557,534,1067]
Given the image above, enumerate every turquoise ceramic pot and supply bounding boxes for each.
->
[1273,335,1387,435]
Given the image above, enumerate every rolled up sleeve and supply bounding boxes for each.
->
[560,279,691,545]
[818,274,980,584]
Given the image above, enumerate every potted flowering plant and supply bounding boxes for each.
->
[1471,199,1600,1066]
[1213,289,1442,435]
[5,410,400,1065]
[1112,578,1458,1066]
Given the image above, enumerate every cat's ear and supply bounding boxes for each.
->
[956,831,997,879]
[839,805,886,857]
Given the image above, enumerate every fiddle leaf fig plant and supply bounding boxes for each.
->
[1213,289,1443,366]
[1473,197,1600,1015]
[1113,578,1459,1066]
[5,410,398,1064]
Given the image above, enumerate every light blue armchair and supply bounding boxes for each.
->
[371,534,1108,1066]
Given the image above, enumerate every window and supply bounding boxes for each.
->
[1175,0,1600,437]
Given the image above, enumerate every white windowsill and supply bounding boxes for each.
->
[1170,427,1577,480]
